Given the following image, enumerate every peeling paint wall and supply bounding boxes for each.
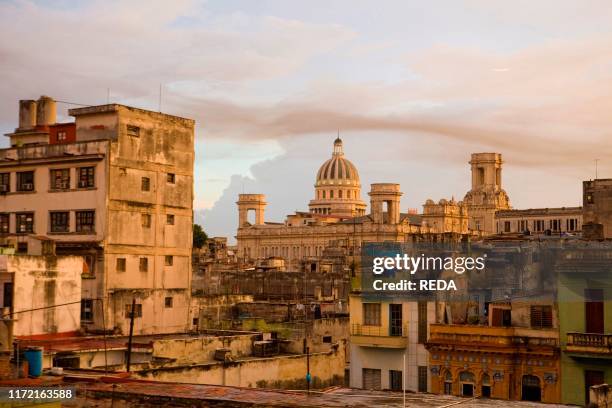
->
[5,255,82,337]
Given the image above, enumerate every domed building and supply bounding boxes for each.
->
[308,138,366,217]
[235,137,477,264]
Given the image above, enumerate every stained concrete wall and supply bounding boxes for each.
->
[151,334,258,365]
[136,341,346,389]
[4,255,82,337]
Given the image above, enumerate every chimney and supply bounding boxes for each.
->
[36,95,57,127]
[18,100,37,131]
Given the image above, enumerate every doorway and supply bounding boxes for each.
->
[521,375,541,402]
[585,289,604,334]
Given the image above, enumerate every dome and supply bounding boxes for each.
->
[316,138,360,186]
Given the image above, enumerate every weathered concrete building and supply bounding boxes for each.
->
[495,207,582,236]
[0,96,195,335]
[583,178,612,239]
[349,295,435,392]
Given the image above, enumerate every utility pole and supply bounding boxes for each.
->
[403,352,406,407]
[126,298,136,372]
[306,346,311,395]
[595,158,600,179]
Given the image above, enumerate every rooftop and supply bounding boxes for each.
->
[68,103,195,124]
[67,378,572,407]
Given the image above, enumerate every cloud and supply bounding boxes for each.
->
[0,0,355,128]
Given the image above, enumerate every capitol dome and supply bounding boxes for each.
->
[309,137,366,217]
[316,137,360,187]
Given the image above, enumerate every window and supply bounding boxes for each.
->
[530,305,553,328]
[16,171,34,191]
[586,193,594,204]
[418,366,428,392]
[57,131,67,142]
[0,214,8,233]
[568,218,578,231]
[164,255,173,266]
[363,303,381,326]
[16,212,34,233]
[50,169,70,190]
[389,370,402,391]
[76,211,95,233]
[81,299,94,322]
[127,125,140,137]
[125,303,143,318]
[50,211,69,232]
[534,220,545,232]
[141,213,151,228]
[330,190,334,199]
[141,177,150,191]
[16,242,28,254]
[77,167,95,188]
[0,173,9,192]
[166,214,175,225]
[322,336,332,343]
[116,258,126,272]
[164,297,173,308]
[504,221,511,233]
[418,301,428,343]
[550,219,560,232]
[139,257,148,272]
[167,173,175,183]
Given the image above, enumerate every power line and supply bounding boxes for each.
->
[55,100,92,107]
[1,298,102,319]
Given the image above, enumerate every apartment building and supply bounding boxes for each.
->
[0,96,195,335]
[558,243,612,405]
[349,294,434,392]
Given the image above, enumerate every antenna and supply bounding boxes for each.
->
[159,84,162,112]
[595,158,600,179]
[107,88,110,104]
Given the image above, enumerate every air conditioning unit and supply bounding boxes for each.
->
[0,185,8,193]
[22,183,33,190]
[78,181,89,188]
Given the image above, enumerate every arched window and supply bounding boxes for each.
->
[444,371,453,395]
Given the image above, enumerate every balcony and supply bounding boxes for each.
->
[350,324,408,348]
[427,324,558,352]
[566,332,612,357]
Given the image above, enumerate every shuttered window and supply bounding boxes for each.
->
[363,303,381,326]
[530,305,553,328]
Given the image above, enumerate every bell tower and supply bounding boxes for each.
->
[237,194,266,227]
[463,153,510,234]
[369,183,402,224]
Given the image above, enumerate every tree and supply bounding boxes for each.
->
[193,224,208,249]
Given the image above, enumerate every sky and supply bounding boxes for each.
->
[1,0,611,240]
